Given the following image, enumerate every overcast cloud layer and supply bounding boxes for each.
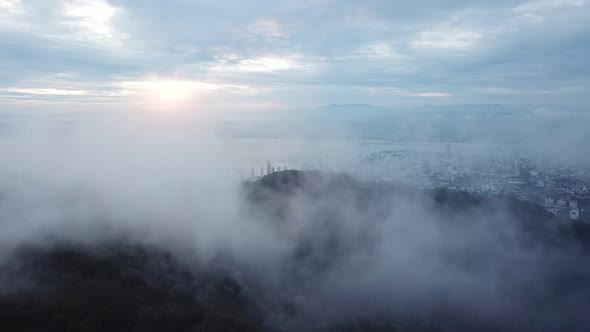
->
[1,0,589,112]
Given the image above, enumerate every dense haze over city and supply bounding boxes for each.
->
[1,1,590,331]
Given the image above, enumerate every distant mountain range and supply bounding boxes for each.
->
[293,103,586,121]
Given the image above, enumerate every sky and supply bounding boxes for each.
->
[1,0,589,112]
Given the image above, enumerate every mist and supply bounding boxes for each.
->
[2,0,590,330]
[0,110,589,331]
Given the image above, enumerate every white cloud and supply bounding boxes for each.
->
[515,0,586,13]
[513,0,587,24]
[61,0,126,49]
[212,55,305,73]
[1,1,588,109]
[0,0,21,13]
[482,87,525,95]
[0,0,24,26]
[1,88,89,96]
[481,87,550,95]
[359,42,404,58]
[245,19,288,39]
[0,0,130,52]
[412,26,483,51]
[414,92,452,98]
[346,9,389,30]
[120,79,219,94]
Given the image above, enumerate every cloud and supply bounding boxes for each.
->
[411,26,483,51]
[211,55,307,73]
[357,42,405,59]
[244,19,289,39]
[0,88,89,96]
[515,0,587,13]
[414,92,453,98]
[1,0,589,109]
[0,0,22,15]
[480,87,550,95]
[62,0,120,42]
[1,122,590,330]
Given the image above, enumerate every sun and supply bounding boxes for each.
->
[142,80,198,103]
[121,78,219,110]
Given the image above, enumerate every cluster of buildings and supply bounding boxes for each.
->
[356,145,590,223]
[245,144,590,223]
[246,161,290,179]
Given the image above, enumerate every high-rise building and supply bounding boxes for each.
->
[266,161,271,175]
[250,166,255,178]
[514,159,521,176]
[260,167,264,177]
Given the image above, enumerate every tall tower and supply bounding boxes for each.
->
[250,166,255,178]
[514,158,520,176]
[266,161,271,175]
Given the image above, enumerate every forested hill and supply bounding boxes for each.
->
[2,170,590,332]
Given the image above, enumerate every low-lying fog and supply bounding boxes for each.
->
[0,110,589,332]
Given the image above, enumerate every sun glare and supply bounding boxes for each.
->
[120,79,219,110]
